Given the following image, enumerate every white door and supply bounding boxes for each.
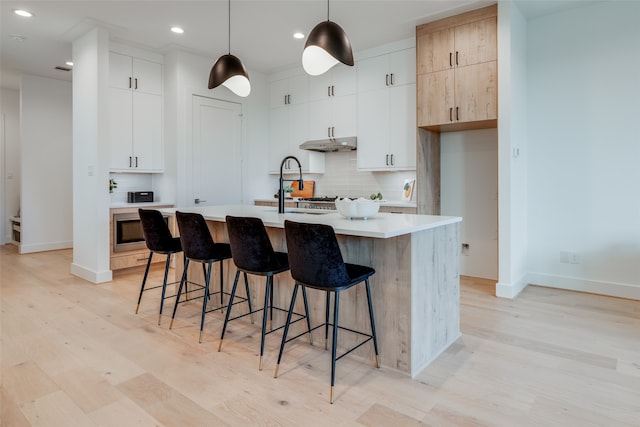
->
[191,96,242,206]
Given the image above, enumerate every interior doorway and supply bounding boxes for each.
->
[190,95,243,207]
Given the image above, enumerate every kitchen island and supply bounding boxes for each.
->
[162,205,461,377]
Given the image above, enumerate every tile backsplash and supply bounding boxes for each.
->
[305,151,416,201]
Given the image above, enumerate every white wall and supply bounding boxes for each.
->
[495,1,529,298]
[1,88,20,244]
[162,50,272,209]
[19,75,73,253]
[70,27,112,283]
[441,129,498,280]
[526,1,640,299]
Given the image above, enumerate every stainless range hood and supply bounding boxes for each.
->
[299,136,357,152]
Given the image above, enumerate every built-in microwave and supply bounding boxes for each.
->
[112,212,168,253]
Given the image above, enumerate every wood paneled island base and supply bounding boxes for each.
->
[166,205,461,377]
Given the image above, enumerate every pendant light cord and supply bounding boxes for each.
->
[228,0,231,54]
[327,0,330,21]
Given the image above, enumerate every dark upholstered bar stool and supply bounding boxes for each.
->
[275,220,380,404]
[136,208,183,325]
[170,211,233,343]
[219,216,312,370]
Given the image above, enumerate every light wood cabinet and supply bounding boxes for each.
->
[268,75,325,174]
[416,5,497,131]
[109,52,164,172]
[357,48,416,171]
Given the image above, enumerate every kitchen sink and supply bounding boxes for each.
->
[263,208,333,215]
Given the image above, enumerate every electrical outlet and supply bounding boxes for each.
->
[462,243,469,256]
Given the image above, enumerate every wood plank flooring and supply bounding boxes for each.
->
[1,246,638,426]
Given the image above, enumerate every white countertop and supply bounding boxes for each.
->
[110,202,175,209]
[254,198,417,208]
[160,205,460,239]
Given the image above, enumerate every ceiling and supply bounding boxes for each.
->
[1,1,596,90]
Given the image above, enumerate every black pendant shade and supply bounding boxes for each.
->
[208,53,251,97]
[302,1,354,76]
[208,0,250,97]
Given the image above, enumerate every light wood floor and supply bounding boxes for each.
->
[1,246,638,426]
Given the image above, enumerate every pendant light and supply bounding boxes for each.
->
[302,0,354,76]
[208,0,251,97]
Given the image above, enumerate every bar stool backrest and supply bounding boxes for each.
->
[226,216,280,273]
[139,208,178,253]
[284,220,350,288]
[175,211,216,261]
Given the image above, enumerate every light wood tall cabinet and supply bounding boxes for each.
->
[109,51,164,172]
[268,74,325,174]
[357,48,416,171]
[416,5,497,132]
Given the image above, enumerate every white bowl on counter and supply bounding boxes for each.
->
[335,197,380,219]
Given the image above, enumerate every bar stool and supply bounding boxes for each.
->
[170,211,234,343]
[219,216,312,370]
[275,220,380,404]
[136,208,183,325]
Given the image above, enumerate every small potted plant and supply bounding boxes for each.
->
[109,178,118,194]
[283,185,294,198]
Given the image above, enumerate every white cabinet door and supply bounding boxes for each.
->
[132,58,162,95]
[268,107,290,173]
[132,92,163,171]
[356,48,416,171]
[109,52,133,90]
[109,51,163,172]
[308,99,332,141]
[388,49,416,86]
[357,55,388,93]
[109,88,133,170]
[388,84,416,169]
[330,95,357,138]
[309,65,356,101]
[356,89,389,169]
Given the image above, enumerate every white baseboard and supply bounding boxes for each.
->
[70,263,112,284]
[528,273,640,301]
[18,240,72,254]
[495,272,529,299]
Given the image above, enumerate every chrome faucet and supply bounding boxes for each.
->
[279,156,304,214]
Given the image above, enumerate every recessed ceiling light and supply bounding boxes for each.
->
[66,61,74,67]
[13,9,33,18]
[171,26,184,34]
[293,32,305,39]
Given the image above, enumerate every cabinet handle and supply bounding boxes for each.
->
[328,86,331,97]
[288,95,291,104]
[331,85,335,96]
[449,108,453,122]
[135,156,139,167]
[129,156,132,167]
[456,51,459,66]
[390,154,394,165]
[129,77,132,89]
[456,107,459,121]
[385,74,389,86]
[449,52,452,67]
[386,154,389,166]
[390,73,394,85]
[135,78,138,90]
[331,127,335,137]
[284,95,287,105]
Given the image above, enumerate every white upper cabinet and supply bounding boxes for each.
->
[356,48,417,171]
[357,48,416,93]
[307,65,357,141]
[109,51,163,172]
[268,74,325,174]
[308,65,357,101]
